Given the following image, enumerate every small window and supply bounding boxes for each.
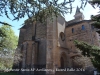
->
[72,28,74,33]
[82,25,85,30]
[91,25,94,30]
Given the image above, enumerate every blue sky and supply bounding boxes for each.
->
[0,0,99,37]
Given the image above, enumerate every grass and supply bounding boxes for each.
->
[0,72,19,75]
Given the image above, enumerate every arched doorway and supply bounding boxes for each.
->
[60,52,67,68]
[60,57,64,68]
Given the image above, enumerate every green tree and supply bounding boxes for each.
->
[0,25,18,51]
[0,0,89,23]
[91,14,100,34]
[0,25,18,71]
[74,40,100,71]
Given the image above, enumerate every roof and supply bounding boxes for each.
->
[75,6,81,15]
[20,25,27,29]
[20,20,34,29]
[66,20,92,28]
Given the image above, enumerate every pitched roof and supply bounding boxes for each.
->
[66,20,92,28]
[20,25,26,29]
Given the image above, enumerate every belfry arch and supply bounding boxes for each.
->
[60,52,67,68]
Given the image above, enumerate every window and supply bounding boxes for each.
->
[82,25,85,30]
[91,25,94,30]
[72,28,74,33]
[60,32,65,41]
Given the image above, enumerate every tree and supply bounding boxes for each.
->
[0,0,89,23]
[89,0,100,9]
[0,25,18,71]
[91,14,100,34]
[74,40,100,71]
[0,25,18,51]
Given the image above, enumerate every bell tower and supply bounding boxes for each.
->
[74,6,84,21]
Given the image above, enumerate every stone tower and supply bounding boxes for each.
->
[74,6,84,21]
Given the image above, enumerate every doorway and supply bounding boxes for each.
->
[60,52,67,68]
[60,57,64,68]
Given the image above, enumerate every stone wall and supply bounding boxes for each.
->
[57,16,66,48]
[18,29,26,46]
[46,17,54,75]
[18,20,47,75]
[36,22,47,39]
[65,21,100,51]
[46,15,69,75]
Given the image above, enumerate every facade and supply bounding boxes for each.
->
[18,7,100,75]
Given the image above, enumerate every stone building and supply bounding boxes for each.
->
[18,7,100,75]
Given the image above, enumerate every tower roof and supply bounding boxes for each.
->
[75,6,81,14]
[74,6,84,20]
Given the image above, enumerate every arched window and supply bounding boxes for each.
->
[72,28,74,33]
[82,25,85,30]
[60,32,65,41]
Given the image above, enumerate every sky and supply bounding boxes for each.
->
[0,0,99,37]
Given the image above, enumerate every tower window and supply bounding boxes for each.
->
[72,28,74,33]
[82,25,85,30]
